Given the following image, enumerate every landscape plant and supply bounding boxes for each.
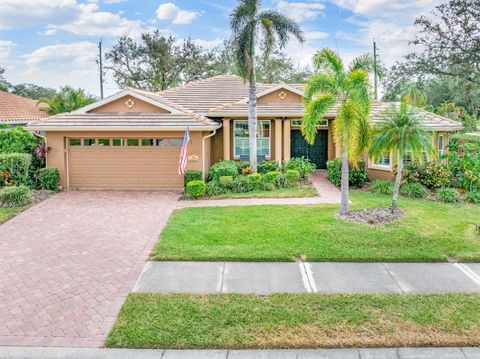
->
[38,168,60,191]
[185,180,206,199]
[370,102,434,208]
[302,49,372,214]
[465,191,480,204]
[283,157,315,180]
[370,180,393,195]
[0,185,33,207]
[183,170,203,188]
[230,0,304,172]
[0,153,32,187]
[207,160,240,181]
[400,182,428,199]
[403,162,451,189]
[326,159,368,188]
[445,140,480,191]
[257,160,280,174]
[437,187,460,203]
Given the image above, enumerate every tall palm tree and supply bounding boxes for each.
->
[302,49,372,214]
[370,102,435,208]
[230,0,304,172]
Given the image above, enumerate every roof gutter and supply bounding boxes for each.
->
[202,129,217,180]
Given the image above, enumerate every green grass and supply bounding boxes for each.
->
[0,207,21,224]
[106,293,480,349]
[210,185,318,199]
[152,191,480,262]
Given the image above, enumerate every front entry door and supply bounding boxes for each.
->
[290,130,328,169]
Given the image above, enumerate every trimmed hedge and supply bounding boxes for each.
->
[184,170,202,188]
[326,159,368,188]
[185,180,206,199]
[258,160,280,174]
[38,168,60,190]
[0,185,33,207]
[208,160,239,182]
[403,162,451,190]
[0,153,32,187]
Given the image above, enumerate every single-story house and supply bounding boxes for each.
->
[27,75,462,190]
[0,91,48,126]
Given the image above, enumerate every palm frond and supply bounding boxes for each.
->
[303,73,337,105]
[312,48,344,76]
[301,93,336,144]
[346,68,371,116]
[348,53,374,73]
[230,3,251,34]
[232,26,254,80]
[259,16,275,59]
[258,10,304,48]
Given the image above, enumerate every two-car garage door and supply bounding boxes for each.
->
[67,137,183,189]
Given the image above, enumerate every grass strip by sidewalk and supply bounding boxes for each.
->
[152,191,480,262]
[208,185,318,199]
[106,293,480,349]
[0,207,21,225]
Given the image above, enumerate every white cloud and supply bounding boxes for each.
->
[156,2,199,25]
[0,41,15,61]
[0,0,78,30]
[192,38,224,49]
[103,0,127,4]
[24,42,98,69]
[276,1,325,22]
[304,30,329,41]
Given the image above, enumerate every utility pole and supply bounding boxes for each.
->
[373,39,378,101]
[98,40,104,99]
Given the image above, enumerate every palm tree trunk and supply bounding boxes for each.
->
[340,140,349,214]
[248,63,258,173]
[392,154,403,209]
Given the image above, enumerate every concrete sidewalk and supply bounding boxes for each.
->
[134,261,480,294]
[0,346,479,358]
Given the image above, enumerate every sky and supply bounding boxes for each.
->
[0,0,445,97]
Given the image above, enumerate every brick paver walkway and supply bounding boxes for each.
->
[0,190,179,347]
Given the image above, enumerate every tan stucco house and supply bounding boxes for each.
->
[27,75,462,190]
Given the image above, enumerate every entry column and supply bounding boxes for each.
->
[283,119,291,161]
[223,118,230,160]
[274,119,282,163]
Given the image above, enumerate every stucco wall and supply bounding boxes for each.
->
[89,96,170,113]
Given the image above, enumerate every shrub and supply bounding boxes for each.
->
[444,140,480,191]
[0,185,33,207]
[207,160,239,182]
[258,160,280,174]
[286,169,300,184]
[0,127,39,154]
[326,159,368,188]
[263,171,280,184]
[185,180,206,199]
[0,153,32,187]
[184,170,202,188]
[465,191,480,204]
[259,177,276,191]
[370,180,393,195]
[400,182,428,199]
[38,168,60,190]
[403,162,451,189]
[283,157,315,180]
[248,173,262,189]
[205,180,228,196]
[237,161,250,171]
[219,176,233,188]
[242,167,252,176]
[231,175,253,193]
[437,187,460,203]
[275,172,292,188]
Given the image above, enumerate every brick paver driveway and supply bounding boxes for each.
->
[0,190,179,347]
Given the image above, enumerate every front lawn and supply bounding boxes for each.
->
[106,293,480,349]
[209,184,317,199]
[0,207,21,224]
[152,191,480,262]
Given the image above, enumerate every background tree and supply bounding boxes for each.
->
[370,103,435,208]
[10,83,57,100]
[39,87,96,115]
[302,49,372,214]
[105,31,220,91]
[230,0,304,172]
[0,67,10,92]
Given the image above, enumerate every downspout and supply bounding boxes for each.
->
[202,129,217,180]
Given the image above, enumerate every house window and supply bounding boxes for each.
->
[127,139,139,146]
[438,135,445,158]
[170,139,183,147]
[98,139,110,146]
[69,138,81,146]
[156,139,167,146]
[234,120,271,158]
[83,138,96,146]
[372,152,391,168]
[291,119,328,127]
[112,139,124,146]
[141,138,155,146]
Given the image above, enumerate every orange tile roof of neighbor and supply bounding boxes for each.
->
[0,91,48,123]
[27,75,463,132]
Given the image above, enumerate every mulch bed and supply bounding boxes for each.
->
[32,189,56,205]
[337,207,405,225]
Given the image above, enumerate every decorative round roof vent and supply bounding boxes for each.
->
[278,91,287,100]
[125,98,135,108]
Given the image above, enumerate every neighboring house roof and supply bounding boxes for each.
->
[0,91,48,123]
[26,75,463,132]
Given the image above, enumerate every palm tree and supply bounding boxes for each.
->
[302,49,372,214]
[401,84,426,107]
[370,102,434,208]
[40,86,96,115]
[230,0,304,172]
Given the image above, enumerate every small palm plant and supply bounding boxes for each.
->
[302,49,372,214]
[230,0,304,172]
[370,102,435,208]
[40,86,96,115]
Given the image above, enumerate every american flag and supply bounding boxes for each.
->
[178,127,190,175]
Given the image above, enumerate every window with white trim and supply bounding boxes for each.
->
[234,120,271,158]
[438,135,445,159]
[372,152,391,168]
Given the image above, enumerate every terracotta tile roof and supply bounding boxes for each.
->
[0,91,48,123]
[27,112,221,131]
